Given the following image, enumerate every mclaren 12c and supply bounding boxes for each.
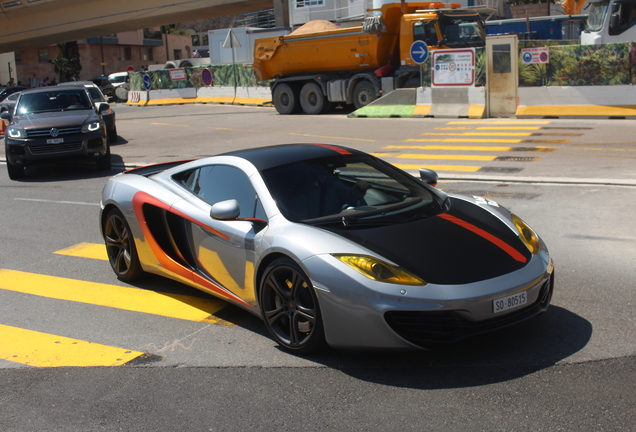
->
[99,143,554,354]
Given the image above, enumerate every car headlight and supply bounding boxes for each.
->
[7,127,26,139]
[332,254,426,285]
[511,214,540,254]
[82,120,100,133]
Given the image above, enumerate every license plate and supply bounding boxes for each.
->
[493,291,527,314]
[47,138,64,144]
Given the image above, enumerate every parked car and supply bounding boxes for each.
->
[100,143,554,354]
[0,86,27,102]
[90,76,116,102]
[108,72,129,88]
[0,91,20,116]
[2,87,111,179]
[58,82,117,142]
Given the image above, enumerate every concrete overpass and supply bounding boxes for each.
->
[0,0,278,54]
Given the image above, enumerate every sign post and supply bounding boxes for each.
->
[409,40,429,87]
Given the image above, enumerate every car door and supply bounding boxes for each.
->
[178,164,267,306]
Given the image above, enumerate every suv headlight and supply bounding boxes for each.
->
[81,120,100,133]
[7,127,26,139]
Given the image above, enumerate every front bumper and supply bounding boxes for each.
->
[5,131,107,166]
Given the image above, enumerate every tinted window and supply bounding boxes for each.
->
[180,165,264,219]
[16,90,91,114]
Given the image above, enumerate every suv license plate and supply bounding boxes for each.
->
[493,291,527,314]
[47,138,64,144]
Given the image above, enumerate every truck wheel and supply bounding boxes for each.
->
[352,80,377,109]
[273,83,301,115]
[300,82,328,114]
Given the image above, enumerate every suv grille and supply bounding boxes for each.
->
[29,141,83,155]
[27,126,82,138]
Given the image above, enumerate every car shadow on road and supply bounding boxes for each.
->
[303,305,592,389]
[4,152,128,182]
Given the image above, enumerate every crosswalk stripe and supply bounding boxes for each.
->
[447,121,551,124]
[0,269,229,324]
[385,145,556,152]
[405,138,569,144]
[55,242,107,261]
[397,154,497,161]
[420,132,580,137]
[392,163,481,172]
[0,324,151,367]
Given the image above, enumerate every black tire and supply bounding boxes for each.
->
[108,125,118,143]
[272,83,301,115]
[103,208,145,282]
[259,257,326,354]
[352,80,377,109]
[5,149,24,180]
[96,144,111,170]
[299,82,328,114]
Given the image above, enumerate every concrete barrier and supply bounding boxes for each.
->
[348,89,417,118]
[127,86,271,107]
[517,85,636,118]
[415,87,486,118]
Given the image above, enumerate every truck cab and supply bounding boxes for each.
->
[581,0,636,44]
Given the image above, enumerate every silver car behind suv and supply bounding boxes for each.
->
[2,86,111,180]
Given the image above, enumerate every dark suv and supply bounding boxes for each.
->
[2,87,111,179]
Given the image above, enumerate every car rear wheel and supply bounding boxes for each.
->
[259,257,326,354]
[108,125,118,143]
[103,208,145,282]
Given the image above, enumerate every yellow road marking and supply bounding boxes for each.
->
[476,127,542,130]
[447,121,551,124]
[0,269,229,324]
[397,154,496,161]
[387,145,513,151]
[405,138,569,144]
[288,133,376,142]
[55,242,107,261]
[392,164,481,172]
[0,324,148,367]
[208,127,260,132]
[422,132,535,136]
[151,122,190,127]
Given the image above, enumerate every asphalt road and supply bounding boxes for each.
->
[1,103,635,431]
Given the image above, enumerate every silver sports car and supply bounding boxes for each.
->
[100,143,554,353]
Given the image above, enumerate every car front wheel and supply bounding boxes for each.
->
[103,208,145,282]
[259,257,326,354]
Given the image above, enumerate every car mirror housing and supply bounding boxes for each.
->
[99,103,110,112]
[0,112,10,120]
[210,199,240,220]
[419,168,439,187]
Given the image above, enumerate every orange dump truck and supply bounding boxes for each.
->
[254,2,485,114]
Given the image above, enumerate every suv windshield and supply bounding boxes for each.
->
[261,154,443,225]
[16,90,92,115]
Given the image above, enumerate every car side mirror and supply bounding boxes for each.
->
[99,103,110,112]
[210,199,240,220]
[419,168,439,187]
[0,112,10,120]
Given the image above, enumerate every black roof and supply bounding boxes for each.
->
[222,143,362,171]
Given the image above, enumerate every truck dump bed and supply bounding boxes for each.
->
[253,24,398,81]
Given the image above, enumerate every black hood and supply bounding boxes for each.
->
[327,197,531,285]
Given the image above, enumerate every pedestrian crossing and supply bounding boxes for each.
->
[0,243,235,368]
[378,120,583,174]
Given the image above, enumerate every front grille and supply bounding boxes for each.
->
[29,141,83,155]
[385,277,553,347]
[27,126,82,138]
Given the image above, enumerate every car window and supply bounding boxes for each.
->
[179,165,265,220]
[7,93,19,102]
[86,87,105,102]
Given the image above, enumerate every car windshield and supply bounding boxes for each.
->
[109,75,127,84]
[261,154,443,225]
[15,90,92,114]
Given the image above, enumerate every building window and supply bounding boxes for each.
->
[38,48,49,63]
[123,47,132,61]
[174,49,182,60]
[143,48,154,61]
[15,51,22,66]
[295,0,324,7]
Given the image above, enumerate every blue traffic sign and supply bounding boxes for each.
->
[143,74,151,91]
[410,40,429,65]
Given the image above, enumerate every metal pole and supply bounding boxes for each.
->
[100,36,106,75]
